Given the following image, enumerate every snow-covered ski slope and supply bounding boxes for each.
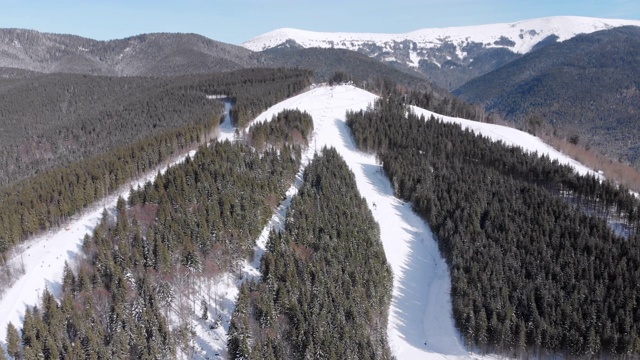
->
[1,84,600,359]
[0,146,229,340]
[247,84,602,359]
[250,85,470,358]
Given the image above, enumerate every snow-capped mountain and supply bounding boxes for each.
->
[242,16,640,90]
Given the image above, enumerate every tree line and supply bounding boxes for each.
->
[0,68,311,187]
[228,147,393,360]
[0,68,312,262]
[346,95,640,357]
[247,109,314,150]
[4,136,302,359]
[0,122,213,261]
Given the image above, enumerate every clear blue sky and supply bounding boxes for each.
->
[2,0,639,44]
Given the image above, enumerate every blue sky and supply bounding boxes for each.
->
[2,0,639,44]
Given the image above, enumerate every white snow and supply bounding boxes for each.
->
[205,94,228,100]
[1,84,605,359]
[382,55,397,62]
[242,16,640,60]
[409,50,421,67]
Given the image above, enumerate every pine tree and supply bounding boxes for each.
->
[200,299,208,321]
[5,322,21,360]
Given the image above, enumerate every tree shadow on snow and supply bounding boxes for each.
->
[338,122,468,356]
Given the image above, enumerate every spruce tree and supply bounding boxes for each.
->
[5,322,20,360]
[200,300,208,321]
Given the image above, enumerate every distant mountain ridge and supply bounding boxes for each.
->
[242,16,640,89]
[0,27,450,103]
[0,29,259,76]
[0,28,433,90]
[454,26,640,168]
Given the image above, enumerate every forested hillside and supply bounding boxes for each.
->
[0,68,311,262]
[0,74,222,187]
[0,29,258,76]
[455,26,640,169]
[4,138,302,359]
[247,109,314,150]
[260,46,432,90]
[347,96,640,357]
[258,46,496,124]
[0,68,311,186]
[0,122,211,262]
[228,147,393,359]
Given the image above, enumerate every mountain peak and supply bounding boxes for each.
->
[242,16,640,90]
[243,16,640,54]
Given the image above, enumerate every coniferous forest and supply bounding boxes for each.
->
[0,68,311,262]
[347,96,640,357]
[0,68,311,187]
[5,138,301,359]
[247,109,314,150]
[228,147,393,360]
[3,63,640,360]
[0,123,211,262]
